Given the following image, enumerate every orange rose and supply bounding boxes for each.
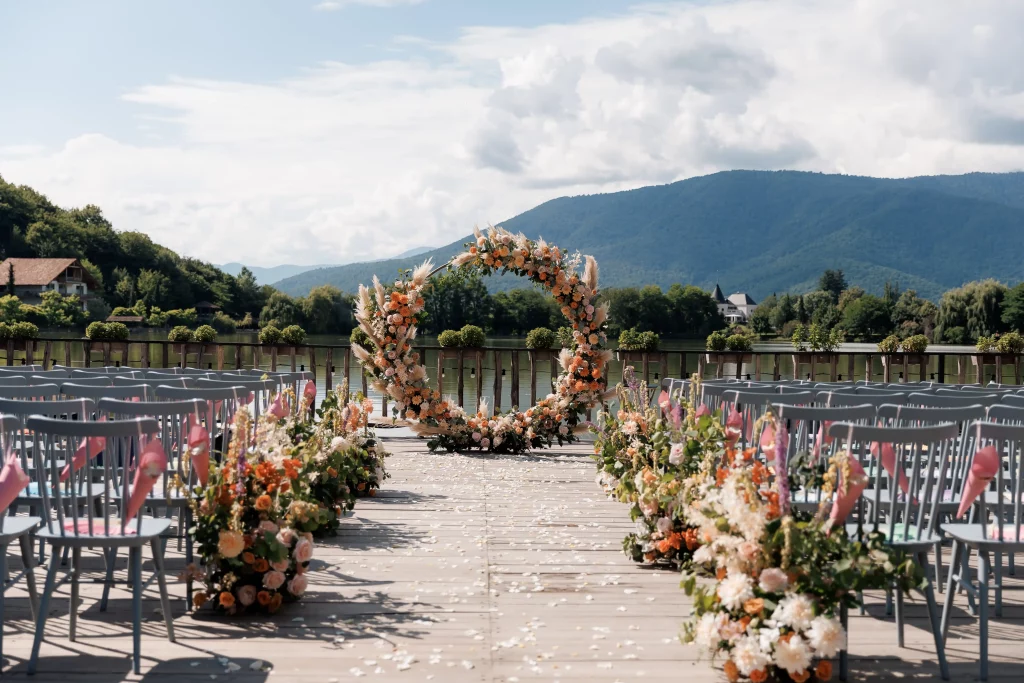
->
[217,530,244,559]
[816,660,833,681]
[254,559,269,573]
[743,597,764,615]
[218,591,235,608]
[193,593,208,609]
[790,670,810,683]
[749,669,768,683]
[256,590,272,606]
[723,660,739,682]
[268,593,283,613]
[242,552,256,564]
[255,494,272,511]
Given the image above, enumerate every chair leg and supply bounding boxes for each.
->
[839,603,848,682]
[895,585,905,648]
[994,551,1003,618]
[185,508,194,612]
[940,541,961,644]
[919,551,950,681]
[962,542,977,615]
[69,547,81,642]
[130,545,142,675]
[934,540,944,593]
[29,544,61,676]
[100,547,118,612]
[19,533,39,621]
[0,543,6,664]
[979,550,990,682]
[150,539,175,642]
[885,588,893,616]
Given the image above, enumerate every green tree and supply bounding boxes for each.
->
[636,285,669,333]
[770,294,796,332]
[601,287,642,335]
[259,292,305,329]
[0,294,23,323]
[136,269,171,307]
[819,269,847,303]
[840,294,892,341]
[892,290,938,339]
[665,284,724,337]
[837,286,865,312]
[302,285,354,334]
[5,262,13,296]
[1002,283,1024,332]
[796,294,808,324]
[38,290,86,327]
[422,271,490,333]
[935,279,1008,342]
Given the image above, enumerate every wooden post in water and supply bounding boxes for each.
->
[25,340,34,366]
[82,340,91,368]
[161,342,169,369]
[846,354,854,383]
[436,350,444,394]
[829,355,838,381]
[270,346,278,372]
[325,348,333,392]
[680,352,687,380]
[216,345,224,370]
[343,346,351,390]
[290,347,297,372]
[64,341,71,369]
[457,349,465,408]
[528,350,537,405]
[772,354,780,381]
[995,356,1003,385]
[493,349,502,412]
[42,341,52,370]
[919,357,927,383]
[510,350,520,408]
[475,350,483,408]
[140,342,149,369]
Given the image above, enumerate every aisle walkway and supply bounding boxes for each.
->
[2,437,1023,680]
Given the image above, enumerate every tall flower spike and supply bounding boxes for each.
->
[478,397,490,418]
[594,302,609,327]
[584,255,599,292]
[372,276,386,312]
[356,284,372,323]
[452,252,477,267]
[558,347,574,371]
[473,225,483,241]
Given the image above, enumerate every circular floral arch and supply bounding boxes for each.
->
[351,225,610,454]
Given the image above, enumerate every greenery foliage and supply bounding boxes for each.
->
[724,333,752,352]
[706,330,728,351]
[618,327,660,351]
[168,325,194,343]
[193,324,217,343]
[524,327,555,349]
[280,324,306,345]
[437,329,463,347]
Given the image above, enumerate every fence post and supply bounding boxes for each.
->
[510,350,520,408]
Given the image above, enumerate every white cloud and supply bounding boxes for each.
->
[313,0,423,11]
[4,0,1024,269]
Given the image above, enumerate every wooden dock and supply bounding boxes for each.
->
[2,437,1023,680]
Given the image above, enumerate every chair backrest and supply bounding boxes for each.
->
[98,397,212,489]
[965,421,1024,543]
[876,403,987,426]
[0,384,61,400]
[153,385,252,440]
[854,386,908,395]
[1000,394,1024,408]
[910,392,1000,408]
[988,404,1024,424]
[58,377,113,388]
[196,378,277,417]
[0,375,27,387]
[828,421,960,543]
[72,368,142,378]
[145,370,207,380]
[775,403,877,508]
[113,376,195,389]
[958,385,1014,394]
[0,368,70,379]
[818,391,906,408]
[26,416,160,538]
[63,383,153,401]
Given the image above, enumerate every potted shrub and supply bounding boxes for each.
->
[618,327,660,360]
[973,332,1023,381]
[168,326,194,343]
[280,325,306,346]
[525,327,555,350]
[258,325,281,345]
[437,329,463,348]
[879,333,929,382]
[556,326,575,349]
[706,330,728,352]
[193,324,218,343]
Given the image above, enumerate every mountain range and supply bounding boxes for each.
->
[219,247,433,286]
[271,171,1024,301]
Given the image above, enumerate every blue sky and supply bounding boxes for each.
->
[1,1,1021,267]
[1,0,640,148]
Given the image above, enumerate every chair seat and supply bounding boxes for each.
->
[845,522,940,547]
[18,481,108,502]
[940,522,1024,550]
[38,516,172,547]
[0,516,41,542]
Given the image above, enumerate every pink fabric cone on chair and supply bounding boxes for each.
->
[830,455,868,526]
[725,404,742,444]
[870,442,912,497]
[694,404,710,419]
[812,420,834,461]
[0,450,30,514]
[303,380,316,404]
[269,394,288,419]
[956,445,1000,519]
[59,417,108,482]
[759,421,776,456]
[187,417,211,486]
[124,439,168,522]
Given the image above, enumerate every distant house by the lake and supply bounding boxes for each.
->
[712,284,758,324]
[0,257,97,310]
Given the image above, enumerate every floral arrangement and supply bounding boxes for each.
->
[191,409,317,614]
[678,402,924,682]
[351,225,610,454]
[291,385,390,535]
[590,367,702,566]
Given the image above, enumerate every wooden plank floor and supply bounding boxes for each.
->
[2,436,1023,680]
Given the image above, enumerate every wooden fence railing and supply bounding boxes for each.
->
[3,340,1021,416]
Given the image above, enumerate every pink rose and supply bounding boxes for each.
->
[258,520,279,534]
[271,558,290,572]
[293,538,314,564]
[237,585,257,606]
[263,570,286,590]
[287,574,308,597]
[276,528,296,547]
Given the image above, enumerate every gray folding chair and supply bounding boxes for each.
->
[196,378,277,420]
[72,369,143,379]
[98,397,208,611]
[912,393,1000,408]
[1000,394,1024,408]
[0,376,26,387]
[818,391,906,408]
[940,422,1024,680]
[0,414,40,662]
[987,404,1024,424]
[0,384,60,401]
[829,421,957,680]
[113,376,196,389]
[153,385,252,448]
[25,416,175,675]
[0,369,69,380]
[57,377,113,390]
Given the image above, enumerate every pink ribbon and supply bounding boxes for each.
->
[759,421,776,456]
[59,417,108,482]
[187,414,211,486]
[0,449,30,514]
[956,445,1000,519]
[725,404,742,444]
[124,439,168,522]
[303,380,316,404]
[812,420,834,461]
[830,455,868,526]
[870,442,912,498]
[694,404,710,419]
[269,394,289,419]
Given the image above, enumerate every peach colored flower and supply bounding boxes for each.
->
[263,570,286,590]
[237,585,257,607]
[293,538,313,564]
[287,574,308,597]
[217,530,244,559]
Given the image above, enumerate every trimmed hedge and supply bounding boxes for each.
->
[525,327,555,349]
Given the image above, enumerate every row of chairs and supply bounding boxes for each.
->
[0,367,312,674]
[660,377,1024,680]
